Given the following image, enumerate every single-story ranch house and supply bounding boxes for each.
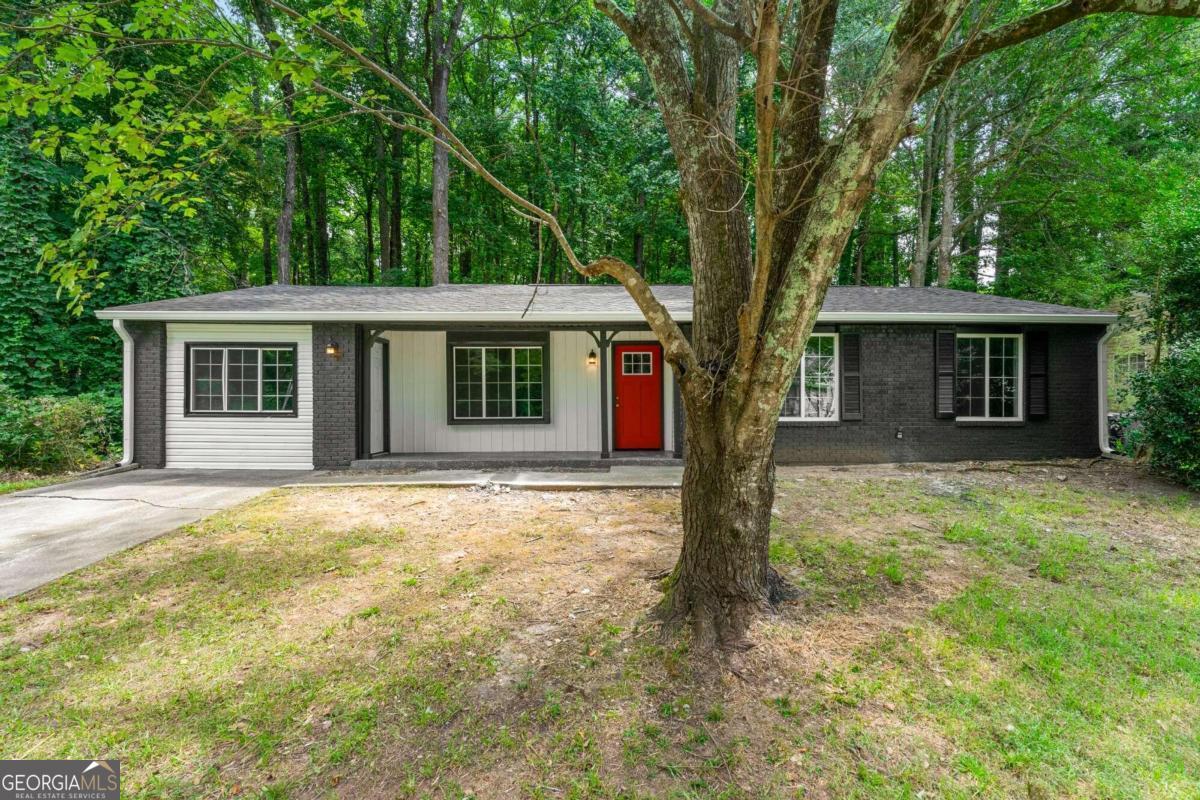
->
[96,284,1118,470]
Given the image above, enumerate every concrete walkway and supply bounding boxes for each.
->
[293,465,683,491]
[0,469,306,599]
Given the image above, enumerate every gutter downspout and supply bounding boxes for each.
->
[113,319,135,466]
[1097,324,1116,454]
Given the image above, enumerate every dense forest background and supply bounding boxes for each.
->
[1,1,1198,402]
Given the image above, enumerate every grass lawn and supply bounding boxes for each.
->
[0,473,74,495]
[2,461,1199,799]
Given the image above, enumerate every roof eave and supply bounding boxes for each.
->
[95,309,1117,324]
[94,309,694,323]
[816,312,1117,324]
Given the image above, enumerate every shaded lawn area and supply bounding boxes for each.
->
[2,462,1200,799]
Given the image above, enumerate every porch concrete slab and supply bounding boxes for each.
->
[0,469,306,599]
[350,452,680,470]
[291,465,683,490]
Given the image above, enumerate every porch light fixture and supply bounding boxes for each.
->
[325,341,341,358]
[587,349,598,366]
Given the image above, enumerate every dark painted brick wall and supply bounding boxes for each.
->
[312,323,358,468]
[127,321,166,468]
[774,324,1106,465]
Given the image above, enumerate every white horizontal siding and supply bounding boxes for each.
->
[385,330,602,453]
[165,324,314,469]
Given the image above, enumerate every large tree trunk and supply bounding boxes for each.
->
[659,416,780,650]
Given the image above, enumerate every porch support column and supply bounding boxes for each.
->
[589,329,614,459]
[357,325,375,461]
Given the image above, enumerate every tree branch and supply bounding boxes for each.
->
[733,0,781,380]
[679,0,753,48]
[260,0,703,384]
[733,0,969,439]
[926,0,1200,90]
[593,0,638,39]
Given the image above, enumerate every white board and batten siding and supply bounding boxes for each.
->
[382,329,674,454]
[164,323,314,469]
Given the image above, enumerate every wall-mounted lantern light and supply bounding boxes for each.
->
[587,349,598,366]
[325,341,341,358]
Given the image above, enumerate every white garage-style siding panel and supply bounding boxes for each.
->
[385,330,605,453]
[165,324,314,469]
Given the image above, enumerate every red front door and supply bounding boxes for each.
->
[613,343,663,450]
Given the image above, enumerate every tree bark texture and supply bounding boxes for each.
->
[659,417,778,649]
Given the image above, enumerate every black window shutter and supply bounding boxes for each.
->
[840,332,863,420]
[1026,330,1049,418]
[935,329,956,418]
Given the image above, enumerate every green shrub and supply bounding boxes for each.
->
[1132,339,1200,489]
[0,383,121,473]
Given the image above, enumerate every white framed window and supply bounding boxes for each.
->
[955,333,1022,420]
[622,351,653,375]
[781,333,838,421]
[452,345,545,421]
[186,344,296,415]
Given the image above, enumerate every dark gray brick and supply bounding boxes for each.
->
[127,321,166,469]
[311,323,358,468]
[773,324,1105,464]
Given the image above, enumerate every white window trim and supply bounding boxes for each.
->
[452,345,545,420]
[955,333,1024,421]
[621,350,654,376]
[187,345,296,415]
[780,332,840,422]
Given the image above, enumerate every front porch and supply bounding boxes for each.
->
[357,325,685,464]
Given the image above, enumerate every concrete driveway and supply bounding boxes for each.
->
[0,469,308,599]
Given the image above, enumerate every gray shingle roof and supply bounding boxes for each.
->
[96,283,1116,323]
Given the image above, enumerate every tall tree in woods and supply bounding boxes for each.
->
[425,0,465,285]
[248,0,299,284]
[6,0,1200,654]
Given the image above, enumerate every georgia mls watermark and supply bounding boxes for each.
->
[0,760,119,800]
